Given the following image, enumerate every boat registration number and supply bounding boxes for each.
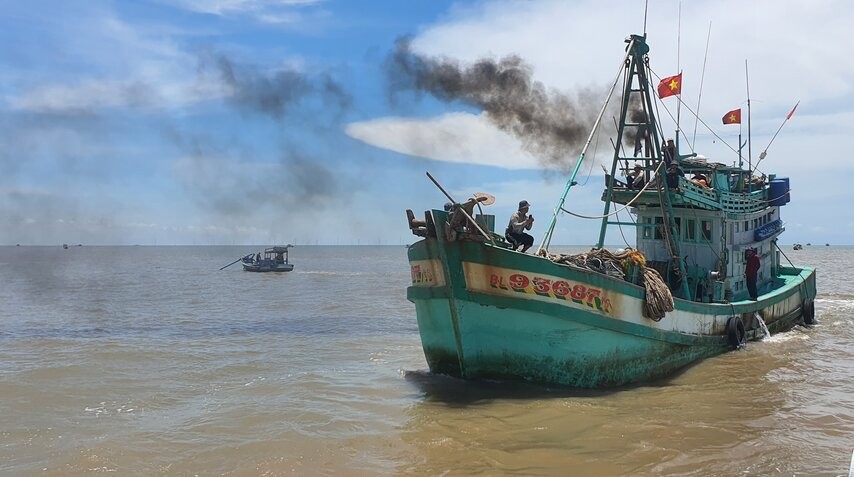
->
[464,263,613,314]
[410,259,445,286]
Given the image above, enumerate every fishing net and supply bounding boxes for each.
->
[538,248,674,321]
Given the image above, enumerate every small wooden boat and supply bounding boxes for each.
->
[242,245,294,272]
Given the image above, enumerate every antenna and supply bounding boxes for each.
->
[745,60,752,186]
[676,2,682,133]
[643,0,648,37]
[691,22,712,149]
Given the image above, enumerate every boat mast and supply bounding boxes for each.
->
[596,36,649,249]
[596,35,691,300]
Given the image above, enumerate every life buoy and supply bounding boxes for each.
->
[802,301,816,325]
[726,316,746,349]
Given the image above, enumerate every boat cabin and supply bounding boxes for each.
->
[610,156,789,302]
[242,245,294,272]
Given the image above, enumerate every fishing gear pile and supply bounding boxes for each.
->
[538,248,674,321]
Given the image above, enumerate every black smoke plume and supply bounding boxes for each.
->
[201,52,352,121]
[167,52,352,219]
[385,37,604,168]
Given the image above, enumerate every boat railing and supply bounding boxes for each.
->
[608,176,771,214]
[718,187,769,214]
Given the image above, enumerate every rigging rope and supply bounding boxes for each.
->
[559,159,666,220]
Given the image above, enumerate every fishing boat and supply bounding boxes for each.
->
[793,243,803,250]
[404,34,816,388]
[241,245,294,272]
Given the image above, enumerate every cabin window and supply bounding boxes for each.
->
[642,217,652,239]
[729,173,741,190]
[654,216,664,240]
[744,220,749,231]
[685,219,696,241]
[735,222,740,233]
[674,217,682,238]
[753,218,759,229]
[700,220,712,242]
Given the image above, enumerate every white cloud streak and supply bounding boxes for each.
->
[346,112,542,170]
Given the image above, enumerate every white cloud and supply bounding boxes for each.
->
[345,112,543,170]
[3,9,218,113]
[167,0,325,26]
[170,0,322,16]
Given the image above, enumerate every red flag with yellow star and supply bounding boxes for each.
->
[722,108,741,125]
[657,73,682,98]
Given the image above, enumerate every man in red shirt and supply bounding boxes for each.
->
[745,249,761,300]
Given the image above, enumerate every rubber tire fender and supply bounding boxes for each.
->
[802,301,816,325]
[726,316,746,349]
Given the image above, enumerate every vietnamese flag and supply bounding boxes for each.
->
[657,73,682,98]
[722,108,741,125]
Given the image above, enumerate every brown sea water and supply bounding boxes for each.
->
[0,245,851,476]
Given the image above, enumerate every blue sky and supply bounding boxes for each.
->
[1,0,852,246]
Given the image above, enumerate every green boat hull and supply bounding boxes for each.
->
[407,230,816,388]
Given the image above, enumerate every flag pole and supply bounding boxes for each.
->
[692,21,712,150]
[676,2,682,137]
[761,101,800,156]
[745,60,752,190]
[755,101,799,172]
[643,0,648,37]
